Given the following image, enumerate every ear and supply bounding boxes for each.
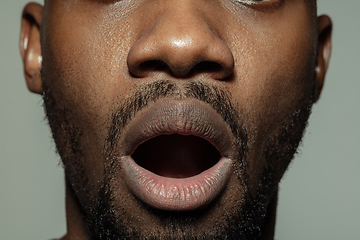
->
[20,3,43,94]
[314,15,332,102]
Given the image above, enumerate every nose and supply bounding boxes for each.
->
[127,1,234,80]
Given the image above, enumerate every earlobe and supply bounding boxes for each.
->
[314,15,332,102]
[20,3,43,94]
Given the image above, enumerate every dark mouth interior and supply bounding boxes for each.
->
[132,134,221,178]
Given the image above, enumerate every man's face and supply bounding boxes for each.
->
[32,0,325,239]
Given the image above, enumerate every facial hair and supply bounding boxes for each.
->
[42,79,314,240]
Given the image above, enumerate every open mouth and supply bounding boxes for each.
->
[120,99,235,211]
[132,134,221,178]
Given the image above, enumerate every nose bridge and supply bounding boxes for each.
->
[127,0,234,79]
[159,1,211,45]
[155,3,213,64]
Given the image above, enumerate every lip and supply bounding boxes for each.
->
[119,99,236,211]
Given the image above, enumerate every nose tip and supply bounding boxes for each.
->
[127,8,234,80]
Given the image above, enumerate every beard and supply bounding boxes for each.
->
[42,78,314,240]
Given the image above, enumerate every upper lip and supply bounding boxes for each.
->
[119,98,237,159]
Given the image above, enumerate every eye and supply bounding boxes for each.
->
[234,0,283,10]
[241,0,276,3]
[242,0,272,2]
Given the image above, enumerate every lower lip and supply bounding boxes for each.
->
[122,155,232,211]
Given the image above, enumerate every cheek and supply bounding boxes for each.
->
[42,3,140,136]
[225,5,316,190]
[41,3,140,194]
[228,4,316,132]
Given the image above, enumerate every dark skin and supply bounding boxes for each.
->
[21,0,332,239]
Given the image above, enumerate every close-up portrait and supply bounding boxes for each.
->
[1,0,359,239]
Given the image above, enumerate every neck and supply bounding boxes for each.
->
[60,178,90,240]
[261,192,278,240]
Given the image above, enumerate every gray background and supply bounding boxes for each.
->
[1,0,359,239]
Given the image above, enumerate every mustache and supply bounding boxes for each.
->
[105,79,248,163]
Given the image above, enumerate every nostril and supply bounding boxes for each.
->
[129,59,170,78]
[139,60,168,72]
[191,61,223,76]
[134,59,224,79]
[134,60,231,79]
